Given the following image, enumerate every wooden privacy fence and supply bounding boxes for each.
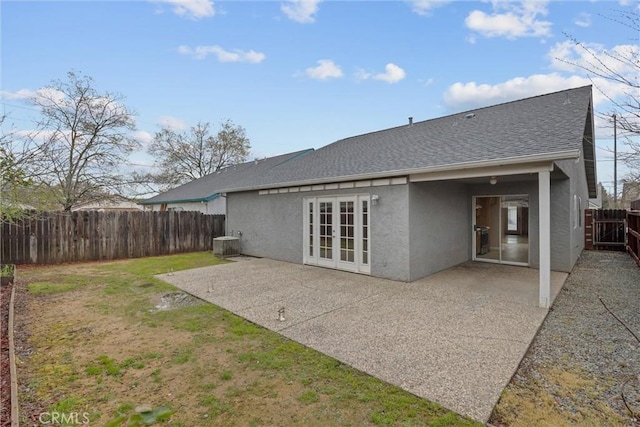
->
[1,211,225,265]
[584,209,627,251]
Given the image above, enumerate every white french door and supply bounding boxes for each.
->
[304,195,370,274]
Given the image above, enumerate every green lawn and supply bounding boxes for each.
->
[17,252,479,426]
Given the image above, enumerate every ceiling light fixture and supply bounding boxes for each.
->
[489,176,498,185]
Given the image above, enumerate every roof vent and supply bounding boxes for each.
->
[254,159,259,165]
[408,117,413,126]
[465,113,476,119]
[563,93,571,105]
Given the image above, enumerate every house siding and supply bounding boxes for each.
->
[408,181,470,280]
[555,153,590,268]
[226,185,411,281]
[226,160,588,281]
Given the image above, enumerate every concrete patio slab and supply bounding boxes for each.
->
[157,258,567,423]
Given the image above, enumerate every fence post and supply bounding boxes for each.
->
[584,209,593,250]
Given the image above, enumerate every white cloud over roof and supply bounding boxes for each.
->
[574,12,592,28]
[465,1,552,39]
[409,0,451,16]
[548,40,638,82]
[0,88,38,100]
[281,0,322,23]
[178,45,266,63]
[373,63,406,84]
[305,60,343,80]
[357,63,406,84]
[443,74,590,110]
[151,0,215,19]
[156,116,188,130]
[132,130,154,146]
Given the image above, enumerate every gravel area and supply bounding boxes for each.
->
[491,250,640,425]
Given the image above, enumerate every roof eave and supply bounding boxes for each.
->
[139,193,220,205]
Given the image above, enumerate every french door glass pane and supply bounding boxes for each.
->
[362,200,368,265]
[308,202,314,257]
[319,202,333,260]
[340,201,355,263]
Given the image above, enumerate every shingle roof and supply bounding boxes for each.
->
[141,149,313,204]
[216,85,596,195]
[145,86,596,202]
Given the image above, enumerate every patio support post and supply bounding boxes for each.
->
[538,170,551,308]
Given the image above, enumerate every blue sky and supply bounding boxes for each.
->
[2,0,638,196]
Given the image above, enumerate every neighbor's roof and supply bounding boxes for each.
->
[140,149,314,204]
[215,86,596,197]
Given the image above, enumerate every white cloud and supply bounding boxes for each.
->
[409,0,451,16]
[442,72,632,114]
[548,40,638,82]
[132,130,154,146]
[373,63,406,84]
[305,60,343,80]
[157,116,187,130]
[354,69,371,82]
[355,63,406,84]
[0,88,38,100]
[465,1,552,39]
[281,0,322,23]
[443,73,591,110]
[574,12,591,28]
[0,88,69,108]
[420,77,435,87]
[178,45,266,63]
[151,0,215,19]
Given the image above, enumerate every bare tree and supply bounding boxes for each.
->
[562,10,639,183]
[1,116,31,219]
[0,115,57,220]
[29,71,138,211]
[147,119,250,189]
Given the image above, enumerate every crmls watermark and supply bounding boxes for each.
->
[38,412,90,425]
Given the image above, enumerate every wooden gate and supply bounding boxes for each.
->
[584,209,627,251]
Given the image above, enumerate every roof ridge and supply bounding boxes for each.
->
[330,85,593,145]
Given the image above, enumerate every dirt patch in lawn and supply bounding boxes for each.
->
[14,253,477,427]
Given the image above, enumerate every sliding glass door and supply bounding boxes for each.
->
[473,195,529,265]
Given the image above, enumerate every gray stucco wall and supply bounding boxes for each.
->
[226,185,411,281]
[555,154,590,268]
[408,181,470,280]
[226,166,586,281]
[368,185,411,281]
[226,190,303,264]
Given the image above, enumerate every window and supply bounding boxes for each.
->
[578,197,582,228]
